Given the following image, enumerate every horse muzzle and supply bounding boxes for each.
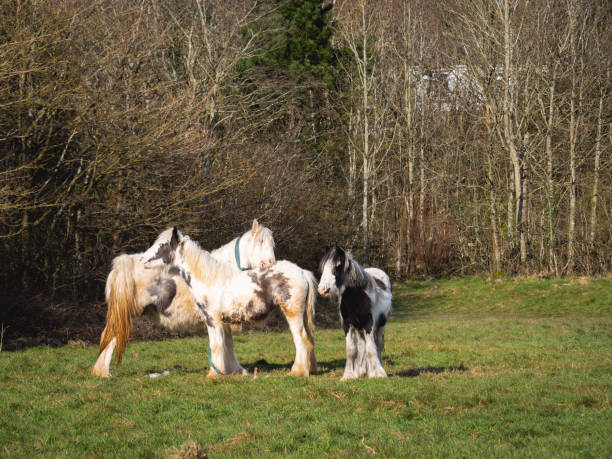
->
[258,258,276,269]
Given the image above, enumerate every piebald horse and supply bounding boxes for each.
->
[318,246,392,379]
[143,228,318,377]
[92,220,275,378]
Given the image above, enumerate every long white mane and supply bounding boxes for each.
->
[181,237,238,287]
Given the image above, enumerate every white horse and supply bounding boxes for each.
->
[142,227,318,377]
[92,219,275,378]
[318,246,392,379]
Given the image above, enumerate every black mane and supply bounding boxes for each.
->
[319,246,368,289]
[318,246,343,274]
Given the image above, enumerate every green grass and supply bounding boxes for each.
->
[1,277,611,457]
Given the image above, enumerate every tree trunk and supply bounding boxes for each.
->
[566,0,584,273]
[589,85,604,248]
[362,157,370,264]
[403,58,415,271]
[361,2,370,264]
[520,133,528,264]
[348,109,358,226]
[501,0,525,265]
[418,142,425,238]
[567,78,577,273]
[545,74,556,275]
[485,105,501,272]
[418,85,425,238]
[406,143,415,255]
[507,173,514,240]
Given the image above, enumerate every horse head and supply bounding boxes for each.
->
[239,219,276,269]
[141,227,183,269]
[317,246,348,297]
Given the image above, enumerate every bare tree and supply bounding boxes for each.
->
[336,0,395,263]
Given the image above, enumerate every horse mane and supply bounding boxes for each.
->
[343,251,369,289]
[182,237,237,287]
[209,223,275,259]
[152,227,175,246]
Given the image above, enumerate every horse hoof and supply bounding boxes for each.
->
[92,367,114,378]
[93,371,114,378]
[290,368,309,377]
[206,370,222,379]
[368,370,388,378]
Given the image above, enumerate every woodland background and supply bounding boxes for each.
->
[1,0,610,346]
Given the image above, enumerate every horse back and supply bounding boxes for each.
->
[365,267,392,320]
[365,267,391,292]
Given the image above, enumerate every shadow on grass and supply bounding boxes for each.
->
[242,358,347,375]
[392,364,468,378]
[143,359,346,376]
[139,364,208,376]
[244,360,469,378]
[139,362,468,379]
[316,359,346,374]
[246,359,292,372]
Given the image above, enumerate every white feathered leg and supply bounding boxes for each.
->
[374,325,386,364]
[355,329,368,377]
[342,326,358,380]
[207,323,247,377]
[365,331,387,378]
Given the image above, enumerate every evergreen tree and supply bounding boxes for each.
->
[240,0,337,89]
[274,0,336,87]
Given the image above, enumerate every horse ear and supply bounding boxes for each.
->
[170,227,180,250]
[252,219,259,232]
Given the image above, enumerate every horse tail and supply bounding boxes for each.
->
[98,254,139,365]
[303,269,318,334]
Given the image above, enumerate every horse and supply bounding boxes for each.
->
[142,227,318,377]
[92,219,275,378]
[318,246,392,379]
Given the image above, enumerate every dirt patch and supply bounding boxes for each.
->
[167,440,208,459]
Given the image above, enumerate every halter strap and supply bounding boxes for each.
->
[208,345,222,375]
[234,235,250,271]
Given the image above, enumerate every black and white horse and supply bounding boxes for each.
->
[318,246,392,379]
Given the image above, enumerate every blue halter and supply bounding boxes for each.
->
[208,345,222,375]
[234,235,250,271]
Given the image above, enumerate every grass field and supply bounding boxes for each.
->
[1,277,611,457]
